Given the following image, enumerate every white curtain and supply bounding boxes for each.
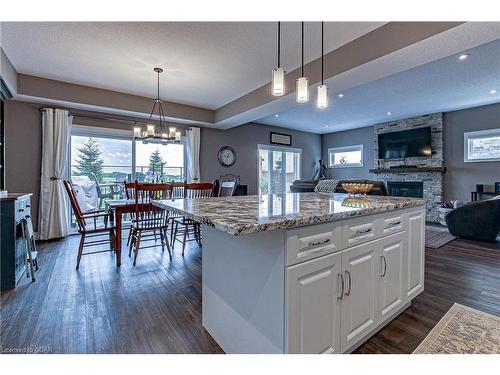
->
[39,108,72,240]
[185,127,201,182]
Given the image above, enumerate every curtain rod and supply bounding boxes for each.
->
[39,108,151,126]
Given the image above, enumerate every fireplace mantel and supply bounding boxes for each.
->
[369,167,446,174]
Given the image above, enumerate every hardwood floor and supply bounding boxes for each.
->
[1,233,499,354]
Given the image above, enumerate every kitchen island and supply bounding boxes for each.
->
[153,193,427,354]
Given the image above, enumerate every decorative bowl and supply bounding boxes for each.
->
[341,197,373,209]
[342,183,374,195]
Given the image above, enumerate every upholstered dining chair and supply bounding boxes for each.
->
[63,180,116,270]
[172,182,215,256]
[218,175,238,197]
[129,182,172,266]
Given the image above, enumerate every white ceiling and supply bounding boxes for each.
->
[257,37,500,133]
[0,21,385,109]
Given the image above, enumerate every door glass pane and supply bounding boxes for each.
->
[135,142,185,182]
[258,146,301,194]
[70,135,132,229]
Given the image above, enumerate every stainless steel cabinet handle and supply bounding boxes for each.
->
[309,238,331,247]
[355,228,371,235]
[337,273,344,300]
[388,221,401,227]
[345,270,352,296]
[381,255,387,277]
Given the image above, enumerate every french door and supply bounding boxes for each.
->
[258,145,301,195]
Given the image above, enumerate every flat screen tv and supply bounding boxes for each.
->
[378,127,432,159]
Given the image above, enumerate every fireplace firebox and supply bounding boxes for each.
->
[387,181,424,198]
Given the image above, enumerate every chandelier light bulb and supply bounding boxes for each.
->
[147,124,155,137]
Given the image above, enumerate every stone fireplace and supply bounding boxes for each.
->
[372,113,444,222]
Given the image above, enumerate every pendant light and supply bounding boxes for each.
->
[272,22,285,96]
[317,22,328,109]
[134,68,181,144]
[296,22,309,103]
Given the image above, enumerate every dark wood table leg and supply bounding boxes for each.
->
[115,208,123,267]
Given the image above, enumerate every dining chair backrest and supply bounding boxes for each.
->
[124,181,136,200]
[185,182,216,199]
[171,181,187,199]
[219,181,236,197]
[134,182,172,228]
[63,180,86,231]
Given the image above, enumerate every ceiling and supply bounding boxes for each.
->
[257,38,500,133]
[0,21,385,109]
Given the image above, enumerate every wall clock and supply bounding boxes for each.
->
[217,146,236,167]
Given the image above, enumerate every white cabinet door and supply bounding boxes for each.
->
[378,232,405,322]
[340,241,379,352]
[286,252,342,354]
[406,210,425,300]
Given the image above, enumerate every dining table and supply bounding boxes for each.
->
[105,199,136,266]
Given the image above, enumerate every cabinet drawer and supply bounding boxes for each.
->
[286,222,342,266]
[378,214,404,236]
[342,217,379,248]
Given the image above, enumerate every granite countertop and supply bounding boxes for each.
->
[153,192,427,236]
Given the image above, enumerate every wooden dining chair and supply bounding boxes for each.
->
[124,180,137,246]
[129,182,172,266]
[168,181,187,242]
[63,180,116,270]
[172,182,215,256]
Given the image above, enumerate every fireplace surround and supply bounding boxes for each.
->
[373,113,444,222]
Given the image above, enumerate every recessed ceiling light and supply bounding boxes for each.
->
[489,89,497,94]
[274,114,279,118]
[387,112,392,116]
[458,53,470,60]
[324,125,330,128]
[338,93,344,98]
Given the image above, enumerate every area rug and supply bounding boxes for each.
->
[413,303,500,354]
[425,225,455,249]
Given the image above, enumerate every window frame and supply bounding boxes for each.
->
[464,129,500,163]
[328,144,364,168]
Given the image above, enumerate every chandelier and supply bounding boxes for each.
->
[133,67,181,144]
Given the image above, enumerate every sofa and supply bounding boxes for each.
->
[445,197,500,242]
[290,179,387,195]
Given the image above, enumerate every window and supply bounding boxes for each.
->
[258,145,301,194]
[69,126,185,229]
[135,142,184,182]
[464,129,500,162]
[328,145,363,168]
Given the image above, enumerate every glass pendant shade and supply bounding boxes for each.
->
[133,127,141,138]
[272,67,285,96]
[296,77,309,103]
[169,127,176,138]
[317,84,328,108]
[147,124,155,137]
[175,131,181,141]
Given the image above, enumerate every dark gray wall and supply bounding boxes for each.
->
[4,100,321,230]
[201,123,321,194]
[4,101,42,227]
[443,103,500,202]
[321,103,500,202]
[321,126,373,180]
